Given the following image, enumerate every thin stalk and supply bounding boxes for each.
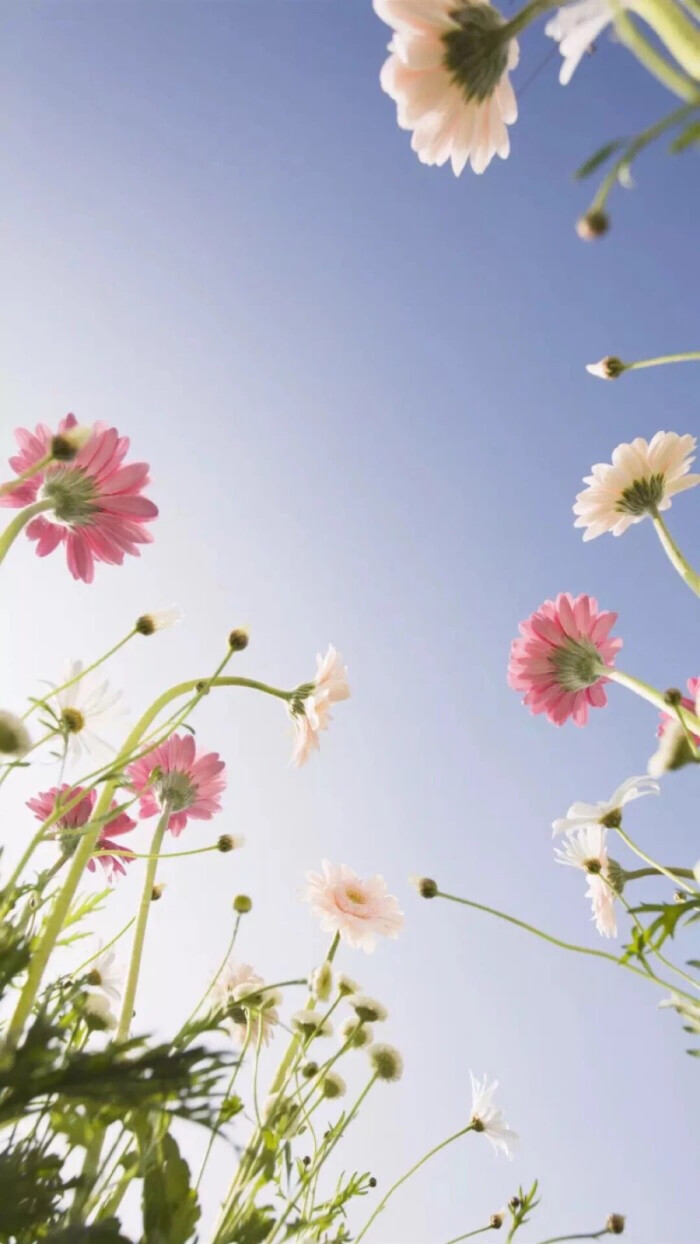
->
[0,498,53,566]
[175,914,242,1046]
[614,826,695,894]
[73,917,136,976]
[590,103,697,215]
[651,509,700,595]
[625,350,700,373]
[195,1025,251,1190]
[116,809,170,1041]
[608,668,700,731]
[92,843,221,862]
[534,1232,609,1244]
[0,453,52,497]
[354,1123,475,1243]
[444,1226,494,1244]
[500,0,556,40]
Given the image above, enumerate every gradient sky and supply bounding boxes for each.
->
[2,3,699,1241]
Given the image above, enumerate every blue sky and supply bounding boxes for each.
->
[2,3,699,1241]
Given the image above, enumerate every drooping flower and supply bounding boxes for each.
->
[508,593,622,726]
[585,873,617,938]
[656,677,700,743]
[0,413,158,582]
[83,990,118,1030]
[350,995,388,1023]
[648,678,700,776]
[126,733,226,836]
[304,860,404,952]
[292,1011,334,1039]
[573,433,700,541]
[374,0,519,176]
[135,607,182,636]
[290,645,350,767]
[368,1043,404,1082]
[321,1071,347,1099]
[340,1016,374,1048]
[545,1,613,85]
[210,961,281,1046]
[26,784,136,881]
[86,945,125,1004]
[552,775,659,836]
[469,1072,517,1158]
[585,356,625,381]
[49,660,124,766]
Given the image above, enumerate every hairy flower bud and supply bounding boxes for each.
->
[228,628,249,652]
[135,608,181,636]
[233,894,252,914]
[151,883,166,901]
[309,962,333,1002]
[606,1214,625,1235]
[576,209,610,240]
[368,1043,403,1082]
[0,711,31,759]
[218,834,244,853]
[321,1071,346,1099]
[490,1212,504,1229]
[410,875,438,899]
[50,424,92,461]
[586,356,625,380]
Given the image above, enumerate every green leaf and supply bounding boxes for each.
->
[669,121,700,153]
[218,1093,244,1123]
[45,1223,134,1243]
[142,1133,200,1244]
[574,139,626,180]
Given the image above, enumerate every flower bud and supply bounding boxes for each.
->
[233,894,252,914]
[151,883,166,901]
[337,974,360,997]
[368,1043,403,1082]
[648,721,698,777]
[585,356,625,380]
[490,1212,504,1230]
[321,1071,346,1099]
[368,1176,377,1188]
[292,1011,333,1039]
[350,995,387,1023]
[663,688,684,707]
[228,628,249,652]
[508,1197,521,1211]
[410,875,438,898]
[218,834,244,853]
[301,1061,319,1080]
[0,711,31,759]
[340,1017,374,1049]
[606,1214,625,1235]
[576,209,609,240]
[83,991,117,1031]
[606,859,626,896]
[135,608,181,636]
[309,962,333,1002]
[50,424,92,461]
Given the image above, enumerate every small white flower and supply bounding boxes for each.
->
[554,824,608,874]
[292,1010,333,1039]
[586,874,617,938]
[469,1071,517,1159]
[350,995,388,1023]
[545,1,614,85]
[368,1042,403,1082]
[50,660,124,766]
[84,990,118,1029]
[573,433,700,541]
[210,961,280,1047]
[552,776,659,836]
[585,356,625,380]
[136,607,182,636]
[339,1016,374,1049]
[86,945,124,1005]
[321,1071,347,1099]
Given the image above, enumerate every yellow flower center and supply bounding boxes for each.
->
[61,708,85,733]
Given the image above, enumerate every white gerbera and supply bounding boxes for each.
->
[552,775,659,836]
[469,1071,517,1158]
[50,659,124,766]
[573,433,700,541]
[554,824,609,874]
[545,1,614,85]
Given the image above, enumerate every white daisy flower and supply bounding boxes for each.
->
[86,945,124,1005]
[552,776,659,836]
[469,1071,517,1158]
[50,660,124,766]
[84,990,118,1030]
[554,824,609,874]
[545,1,614,85]
[585,874,617,938]
[573,433,700,541]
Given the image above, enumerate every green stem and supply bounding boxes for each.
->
[500,0,556,40]
[354,1123,475,1243]
[534,1232,609,1244]
[196,1026,251,1190]
[92,843,220,862]
[613,10,698,100]
[116,811,169,1041]
[2,669,295,1049]
[625,350,700,372]
[614,826,696,894]
[629,0,700,80]
[23,631,137,722]
[624,866,695,882]
[591,103,697,215]
[0,498,53,566]
[0,454,52,497]
[73,918,136,977]
[435,891,688,992]
[651,510,700,595]
[175,915,241,1047]
[619,893,700,992]
[607,667,700,731]
[444,1226,495,1244]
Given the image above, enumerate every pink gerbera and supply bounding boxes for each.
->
[126,733,226,836]
[304,860,404,953]
[27,784,136,881]
[657,676,700,744]
[0,413,157,583]
[508,593,622,726]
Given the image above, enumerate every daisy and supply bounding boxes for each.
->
[586,873,617,938]
[126,733,226,836]
[304,860,404,952]
[83,990,118,1030]
[290,645,350,767]
[86,945,124,1005]
[545,1,614,85]
[508,593,622,726]
[26,784,137,881]
[374,0,519,176]
[573,433,700,541]
[554,824,609,874]
[49,660,123,766]
[552,775,659,835]
[210,961,280,1046]
[0,413,158,583]
[469,1072,517,1158]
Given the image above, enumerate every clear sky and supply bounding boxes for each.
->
[2,2,699,1241]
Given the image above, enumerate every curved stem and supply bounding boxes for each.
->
[614,826,696,894]
[534,1232,609,1244]
[624,865,695,882]
[175,915,241,1046]
[116,810,169,1041]
[73,917,136,976]
[92,843,220,862]
[354,1124,475,1243]
[607,667,700,731]
[629,0,700,80]
[590,102,697,215]
[0,454,52,497]
[0,498,53,566]
[651,510,700,595]
[626,350,700,372]
[444,1227,495,1244]
[196,1025,251,1190]
[614,11,699,100]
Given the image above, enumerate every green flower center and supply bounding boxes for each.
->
[442,4,508,103]
[156,769,196,812]
[615,473,665,516]
[61,708,85,734]
[550,639,604,692]
[43,466,97,525]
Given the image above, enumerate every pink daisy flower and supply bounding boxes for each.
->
[0,413,157,583]
[27,784,136,882]
[508,593,622,726]
[304,860,404,953]
[126,733,226,836]
[657,675,700,744]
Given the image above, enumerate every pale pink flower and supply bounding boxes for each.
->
[290,645,350,767]
[126,733,226,836]
[374,0,519,176]
[304,860,404,952]
[573,433,700,541]
[0,413,158,582]
[210,961,280,1047]
[585,874,617,938]
[508,593,622,726]
[657,676,700,743]
[26,784,136,881]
